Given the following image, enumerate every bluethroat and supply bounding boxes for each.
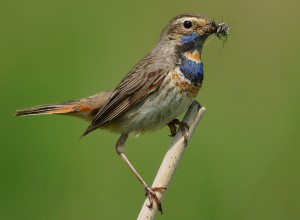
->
[15,13,229,213]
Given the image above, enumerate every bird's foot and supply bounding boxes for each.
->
[167,119,190,144]
[145,186,167,214]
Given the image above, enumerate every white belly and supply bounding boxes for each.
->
[106,69,199,135]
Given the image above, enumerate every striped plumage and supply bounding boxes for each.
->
[15,13,229,213]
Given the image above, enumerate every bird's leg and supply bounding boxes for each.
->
[167,121,177,137]
[167,119,190,144]
[115,134,167,214]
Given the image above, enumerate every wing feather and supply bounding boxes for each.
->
[81,59,169,136]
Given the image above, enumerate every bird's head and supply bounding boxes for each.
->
[160,13,230,47]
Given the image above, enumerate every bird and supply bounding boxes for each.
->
[15,13,229,213]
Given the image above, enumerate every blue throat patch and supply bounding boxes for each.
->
[179,56,204,85]
[180,33,200,45]
[179,33,204,85]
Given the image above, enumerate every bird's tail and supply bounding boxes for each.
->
[15,91,112,120]
[15,103,79,116]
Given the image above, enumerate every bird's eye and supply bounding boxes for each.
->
[183,20,192,29]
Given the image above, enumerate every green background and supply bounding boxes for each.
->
[1,0,299,219]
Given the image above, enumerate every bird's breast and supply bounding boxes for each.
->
[171,66,201,98]
[103,69,200,136]
[179,50,204,85]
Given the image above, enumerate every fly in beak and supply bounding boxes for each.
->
[210,21,230,42]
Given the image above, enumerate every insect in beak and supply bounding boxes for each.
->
[215,22,230,42]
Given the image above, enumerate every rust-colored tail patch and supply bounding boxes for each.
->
[15,90,113,119]
[15,104,78,116]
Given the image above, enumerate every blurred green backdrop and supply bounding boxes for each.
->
[1,0,299,219]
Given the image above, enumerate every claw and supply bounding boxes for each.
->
[167,119,190,144]
[167,121,177,137]
[146,192,154,209]
[145,186,167,214]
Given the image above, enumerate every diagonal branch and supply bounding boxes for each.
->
[137,101,206,219]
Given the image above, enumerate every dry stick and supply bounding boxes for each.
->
[137,101,206,220]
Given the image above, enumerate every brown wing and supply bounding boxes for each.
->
[81,57,169,137]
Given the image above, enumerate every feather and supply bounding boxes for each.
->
[81,56,169,137]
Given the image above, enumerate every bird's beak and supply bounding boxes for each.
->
[195,18,230,41]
